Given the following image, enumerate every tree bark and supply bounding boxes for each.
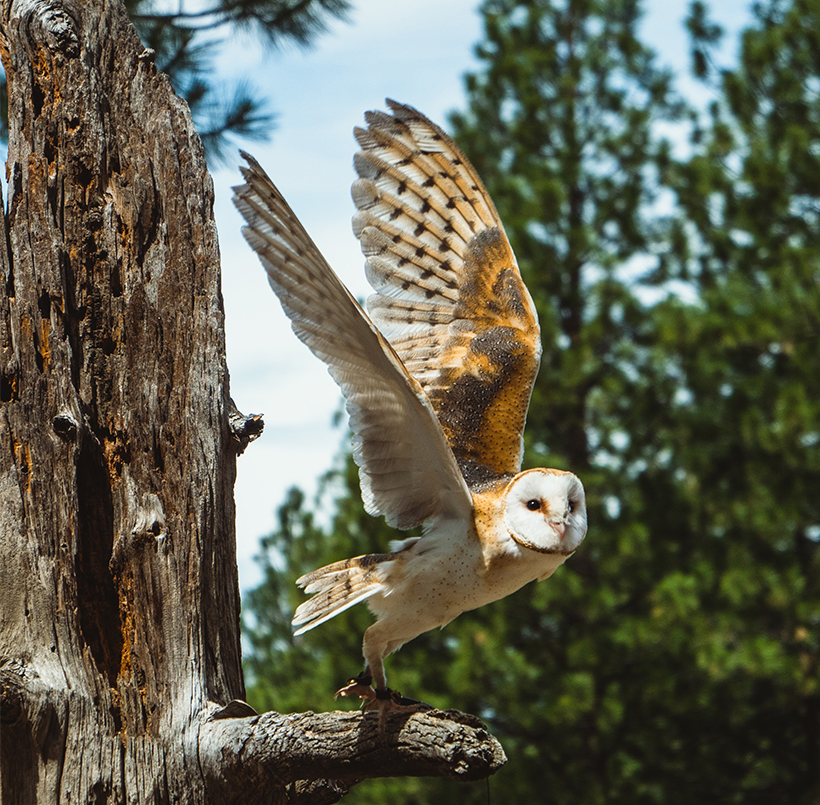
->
[0,1,505,803]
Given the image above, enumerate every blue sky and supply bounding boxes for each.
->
[209,0,753,593]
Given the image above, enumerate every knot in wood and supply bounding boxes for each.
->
[19,0,80,57]
[0,659,31,727]
[52,412,78,440]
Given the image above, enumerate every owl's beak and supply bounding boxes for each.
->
[550,519,566,540]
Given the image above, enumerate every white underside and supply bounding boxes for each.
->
[364,518,570,651]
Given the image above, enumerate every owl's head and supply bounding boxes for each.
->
[503,469,587,555]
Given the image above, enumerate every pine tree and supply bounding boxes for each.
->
[652,0,820,797]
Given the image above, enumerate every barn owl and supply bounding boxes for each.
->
[233,100,587,711]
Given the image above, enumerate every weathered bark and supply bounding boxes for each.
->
[0,1,505,803]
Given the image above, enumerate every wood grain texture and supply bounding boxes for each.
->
[200,708,506,802]
[0,0,241,800]
[0,2,505,803]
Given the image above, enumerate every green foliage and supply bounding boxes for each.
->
[243,0,820,802]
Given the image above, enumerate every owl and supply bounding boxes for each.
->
[233,100,588,711]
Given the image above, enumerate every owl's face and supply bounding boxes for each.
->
[503,469,587,555]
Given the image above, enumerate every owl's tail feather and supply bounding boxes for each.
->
[292,553,394,636]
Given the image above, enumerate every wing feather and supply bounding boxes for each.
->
[233,153,472,530]
[352,100,542,482]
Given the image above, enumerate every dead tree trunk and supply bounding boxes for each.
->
[0,1,505,803]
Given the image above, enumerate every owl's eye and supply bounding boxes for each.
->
[525,499,541,511]
[568,500,575,513]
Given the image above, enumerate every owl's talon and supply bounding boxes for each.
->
[334,671,375,702]
[334,682,375,702]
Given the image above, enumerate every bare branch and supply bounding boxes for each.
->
[199,708,506,801]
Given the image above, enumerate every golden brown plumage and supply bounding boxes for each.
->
[353,101,541,481]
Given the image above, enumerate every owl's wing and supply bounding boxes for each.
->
[233,153,473,531]
[351,100,542,482]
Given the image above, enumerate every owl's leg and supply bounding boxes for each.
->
[334,626,391,703]
[366,634,392,692]
[335,630,413,709]
[360,632,430,714]
[336,627,430,713]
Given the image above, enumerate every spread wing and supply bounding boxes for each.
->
[351,100,542,483]
[233,152,472,530]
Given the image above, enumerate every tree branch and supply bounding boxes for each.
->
[199,708,506,801]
